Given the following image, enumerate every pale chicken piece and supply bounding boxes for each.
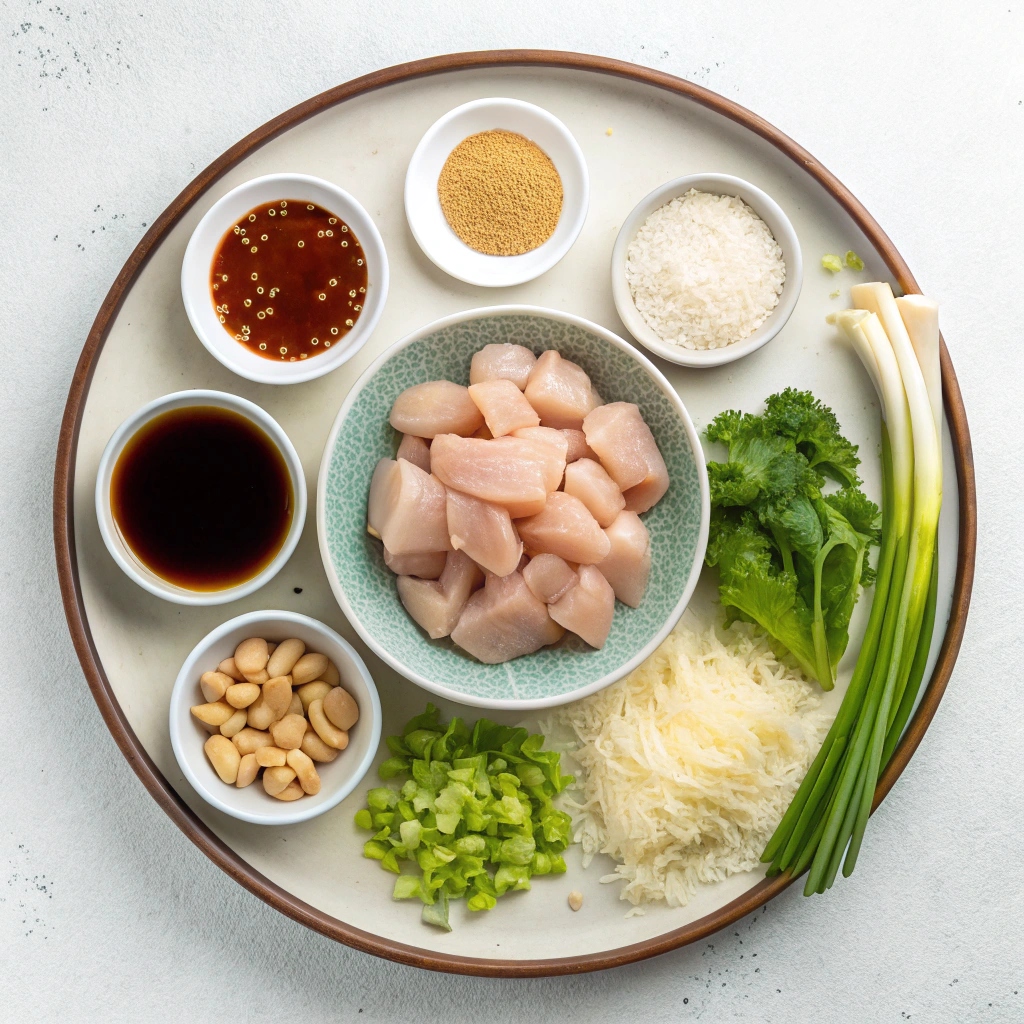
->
[469,343,538,391]
[430,434,549,518]
[467,378,541,437]
[397,550,484,639]
[389,380,484,439]
[523,553,579,605]
[561,428,597,464]
[548,565,616,649]
[515,492,611,564]
[450,571,565,664]
[367,458,451,555]
[396,433,431,474]
[582,402,670,513]
[597,511,651,608]
[511,426,568,491]
[446,488,523,578]
[383,548,447,580]
[523,350,602,430]
[563,458,626,528]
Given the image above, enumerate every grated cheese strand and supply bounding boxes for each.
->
[557,617,829,909]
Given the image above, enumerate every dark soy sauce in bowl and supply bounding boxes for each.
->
[110,406,293,591]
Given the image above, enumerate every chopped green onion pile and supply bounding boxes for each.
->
[355,704,574,931]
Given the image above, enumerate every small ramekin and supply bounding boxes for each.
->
[405,98,589,287]
[181,173,389,384]
[169,610,381,825]
[611,173,803,367]
[95,390,306,606]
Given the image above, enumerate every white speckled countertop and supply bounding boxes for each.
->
[1,2,1019,1020]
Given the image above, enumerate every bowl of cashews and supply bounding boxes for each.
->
[169,609,381,825]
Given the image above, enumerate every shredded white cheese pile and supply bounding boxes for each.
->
[557,617,828,910]
[626,188,786,350]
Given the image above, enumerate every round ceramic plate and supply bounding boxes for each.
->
[55,53,975,977]
[317,306,708,708]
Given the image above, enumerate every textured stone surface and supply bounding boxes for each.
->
[0,1,1020,1020]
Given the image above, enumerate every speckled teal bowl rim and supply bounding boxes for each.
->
[316,305,710,710]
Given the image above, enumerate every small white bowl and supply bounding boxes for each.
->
[405,98,589,287]
[181,173,389,384]
[612,173,803,367]
[169,610,381,825]
[95,390,306,606]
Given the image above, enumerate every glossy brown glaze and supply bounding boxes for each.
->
[53,51,976,978]
[211,199,367,362]
[110,406,292,590]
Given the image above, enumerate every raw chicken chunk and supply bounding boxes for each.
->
[511,426,568,491]
[598,511,651,607]
[563,458,626,528]
[561,428,597,463]
[367,458,451,555]
[397,550,483,639]
[389,380,484,439]
[446,488,523,578]
[430,434,549,518]
[549,565,615,649]
[469,343,538,391]
[384,547,446,579]
[468,378,541,437]
[523,553,579,605]
[582,402,669,513]
[515,492,611,564]
[396,433,431,474]
[450,571,564,664]
[524,351,602,430]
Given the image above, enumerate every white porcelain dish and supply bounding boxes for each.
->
[404,98,589,287]
[181,173,389,384]
[169,610,381,826]
[63,61,968,974]
[95,390,306,606]
[612,173,803,367]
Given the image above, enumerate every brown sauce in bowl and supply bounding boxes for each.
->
[210,199,369,362]
[110,406,293,591]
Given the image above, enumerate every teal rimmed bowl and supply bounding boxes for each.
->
[316,306,709,709]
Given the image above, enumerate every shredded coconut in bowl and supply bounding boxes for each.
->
[626,188,786,350]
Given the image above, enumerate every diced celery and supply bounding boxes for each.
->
[467,890,497,912]
[377,756,409,780]
[421,891,451,931]
[392,875,422,900]
[435,811,460,834]
[366,788,397,811]
[399,819,423,850]
[353,706,573,929]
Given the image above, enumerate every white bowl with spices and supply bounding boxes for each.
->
[182,173,389,385]
[612,173,803,368]
[405,98,589,287]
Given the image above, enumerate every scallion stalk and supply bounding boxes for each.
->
[761,286,943,892]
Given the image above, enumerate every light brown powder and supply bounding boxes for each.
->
[437,130,564,256]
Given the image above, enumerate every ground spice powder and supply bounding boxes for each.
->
[437,129,564,256]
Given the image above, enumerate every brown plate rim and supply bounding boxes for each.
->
[52,49,977,977]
